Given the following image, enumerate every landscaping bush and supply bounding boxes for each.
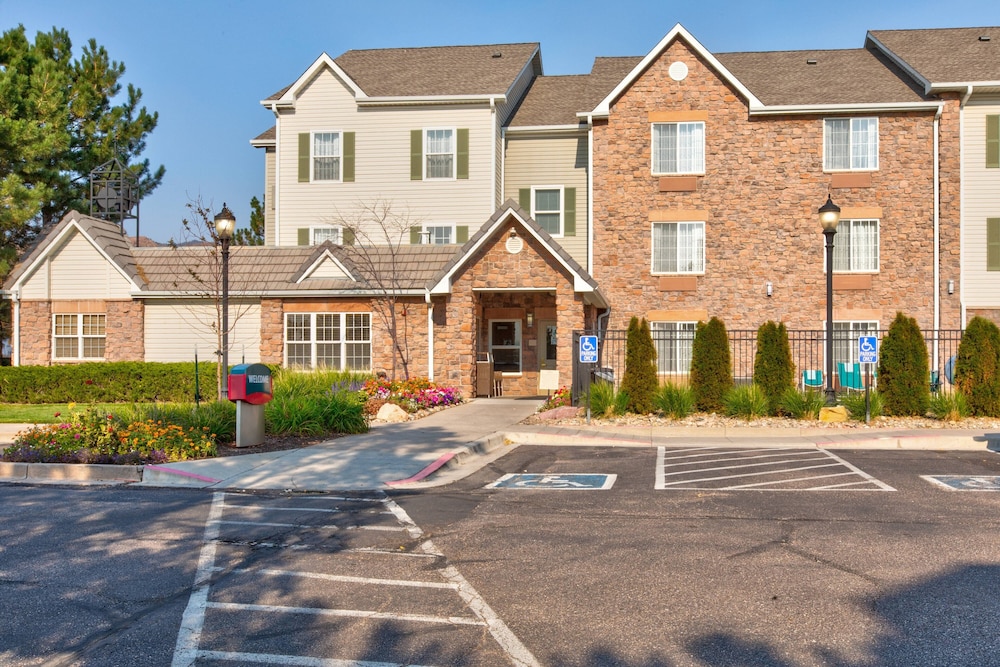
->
[929,391,970,422]
[723,384,770,419]
[753,321,795,415]
[588,381,628,418]
[539,387,571,412]
[0,361,219,403]
[2,407,217,464]
[777,387,826,420]
[620,317,658,414]
[954,316,1000,417]
[839,390,884,421]
[690,317,733,413]
[878,312,930,417]
[652,383,695,419]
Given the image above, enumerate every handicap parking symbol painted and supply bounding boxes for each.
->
[923,475,1000,491]
[487,473,617,490]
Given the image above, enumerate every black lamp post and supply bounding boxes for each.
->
[214,203,236,399]
[819,195,841,406]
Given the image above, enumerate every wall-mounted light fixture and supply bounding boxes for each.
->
[948,279,955,295]
[766,282,773,297]
[526,311,534,328]
[509,227,517,239]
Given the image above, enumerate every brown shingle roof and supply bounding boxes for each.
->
[716,48,929,106]
[869,27,1000,85]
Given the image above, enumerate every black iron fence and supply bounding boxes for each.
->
[572,329,964,401]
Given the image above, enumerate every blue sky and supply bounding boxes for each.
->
[3,0,999,242]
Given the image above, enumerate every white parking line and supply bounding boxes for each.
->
[196,650,439,666]
[206,601,485,626]
[225,567,457,590]
[217,520,406,531]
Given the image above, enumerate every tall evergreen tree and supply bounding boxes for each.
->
[690,317,732,413]
[878,312,930,416]
[0,25,163,269]
[233,196,266,246]
[954,316,1000,417]
[754,321,794,415]
[621,316,658,414]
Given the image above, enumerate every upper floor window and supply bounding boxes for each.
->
[652,221,705,274]
[832,219,879,272]
[312,226,341,245]
[410,224,469,245]
[987,115,999,169]
[411,128,468,180]
[824,118,878,171]
[651,122,704,175]
[426,129,455,179]
[298,131,354,183]
[533,187,563,236]
[313,132,341,181]
[53,313,105,360]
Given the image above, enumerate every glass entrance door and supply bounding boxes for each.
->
[538,321,557,370]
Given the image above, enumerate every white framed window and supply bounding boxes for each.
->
[532,186,564,236]
[650,321,696,374]
[425,128,455,179]
[832,219,879,272]
[53,313,106,360]
[651,122,705,175]
[831,320,879,367]
[824,118,878,171]
[312,131,341,181]
[311,226,341,245]
[425,225,454,244]
[652,221,705,274]
[284,312,371,370]
[490,320,521,373]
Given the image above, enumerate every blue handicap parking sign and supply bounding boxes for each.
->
[486,473,617,490]
[579,335,599,364]
[858,336,878,365]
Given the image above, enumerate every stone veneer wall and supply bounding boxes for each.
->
[592,38,947,334]
[105,300,144,361]
[17,301,51,365]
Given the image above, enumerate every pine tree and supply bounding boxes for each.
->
[690,317,732,413]
[954,316,1000,417]
[878,312,930,416]
[621,316,658,414]
[754,321,794,415]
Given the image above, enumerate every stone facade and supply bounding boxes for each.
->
[105,300,144,361]
[17,301,51,366]
[592,39,949,334]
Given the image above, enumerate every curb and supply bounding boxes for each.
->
[385,433,508,487]
[0,461,141,483]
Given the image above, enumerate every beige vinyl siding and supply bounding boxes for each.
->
[504,132,589,266]
[143,299,261,363]
[494,57,538,207]
[19,228,133,300]
[265,147,276,246]
[961,96,1000,307]
[276,67,498,246]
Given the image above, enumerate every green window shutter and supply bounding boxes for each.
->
[410,130,423,180]
[297,228,310,245]
[410,226,422,244]
[563,187,576,237]
[342,229,355,246]
[456,226,469,243]
[987,115,1000,169]
[298,133,311,182]
[456,128,469,179]
[342,132,355,182]
[519,188,531,211]
[988,218,1000,270]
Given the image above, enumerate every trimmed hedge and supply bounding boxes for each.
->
[0,362,220,403]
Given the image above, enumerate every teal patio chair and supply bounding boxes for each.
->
[802,369,823,390]
[837,362,864,392]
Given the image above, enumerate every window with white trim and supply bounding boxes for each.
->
[312,132,341,181]
[425,225,454,244]
[53,314,106,360]
[284,312,371,370]
[832,320,878,367]
[532,187,563,236]
[490,320,521,373]
[311,226,341,245]
[650,321,696,374]
[652,221,705,274]
[651,122,705,174]
[824,118,878,171]
[832,219,879,272]
[425,129,455,179]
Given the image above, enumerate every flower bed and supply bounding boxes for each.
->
[359,377,463,415]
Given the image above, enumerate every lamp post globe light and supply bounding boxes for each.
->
[819,195,841,406]
[214,203,236,399]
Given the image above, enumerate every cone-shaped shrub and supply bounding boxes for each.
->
[753,321,795,415]
[621,317,658,414]
[690,317,732,413]
[954,316,1000,417]
[878,312,930,416]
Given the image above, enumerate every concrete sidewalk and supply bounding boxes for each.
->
[1,401,998,491]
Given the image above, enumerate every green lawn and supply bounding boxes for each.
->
[0,404,125,423]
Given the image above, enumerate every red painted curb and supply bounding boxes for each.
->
[385,451,456,486]
[144,465,221,484]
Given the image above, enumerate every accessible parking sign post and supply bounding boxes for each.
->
[858,336,878,423]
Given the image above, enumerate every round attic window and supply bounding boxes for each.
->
[668,61,689,81]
